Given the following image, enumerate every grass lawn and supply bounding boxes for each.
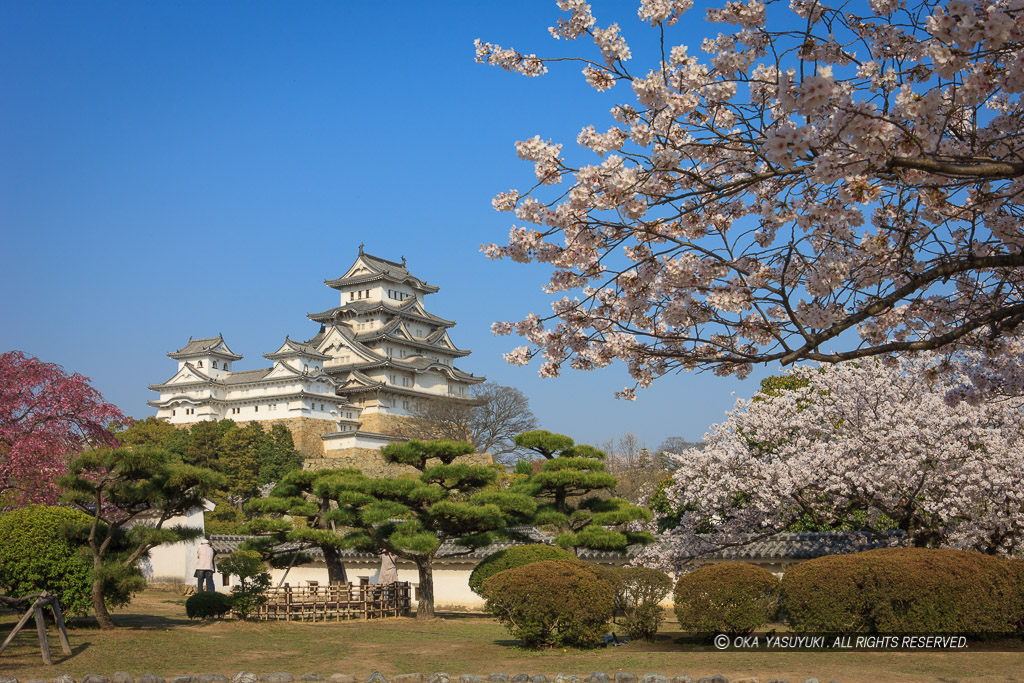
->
[1,589,1021,683]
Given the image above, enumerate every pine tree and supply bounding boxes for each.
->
[322,439,535,619]
[244,469,353,584]
[60,446,224,629]
[512,430,653,553]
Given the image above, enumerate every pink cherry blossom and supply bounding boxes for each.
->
[639,355,1024,570]
[0,351,125,504]
[475,0,1024,400]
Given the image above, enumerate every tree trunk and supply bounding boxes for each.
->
[91,576,115,630]
[323,545,348,584]
[415,559,434,620]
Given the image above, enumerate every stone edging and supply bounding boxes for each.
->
[0,671,839,683]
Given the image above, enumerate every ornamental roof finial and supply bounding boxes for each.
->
[358,242,365,255]
[402,255,407,266]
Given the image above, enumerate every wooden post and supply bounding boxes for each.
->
[49,596,72,655]
[33,604,52,665]
[284,584,292,622]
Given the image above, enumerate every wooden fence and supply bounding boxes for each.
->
[252,581,412,621]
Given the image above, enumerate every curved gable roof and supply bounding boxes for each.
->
[325,250,439,293]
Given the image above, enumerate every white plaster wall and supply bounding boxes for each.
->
[136,506,208,585]
[416,372,445,393]
[263,560,483,609]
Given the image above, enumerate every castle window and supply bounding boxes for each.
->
[198,361,203,368]
[255,405,258,412]
[172,410,176,416]
[224,363,229,370]
[212,361,218,369]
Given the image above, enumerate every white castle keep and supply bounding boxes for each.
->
[149,247,485,462]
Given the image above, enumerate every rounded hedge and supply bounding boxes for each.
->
[482,560,614,648]
[594,565,673,640]
[0,505,96,616]
[674,562,780,636]
[781,548,1024,633]
[185,590,233,619]
[468,544,578,597]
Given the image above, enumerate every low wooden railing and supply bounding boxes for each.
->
[252,581,412,621]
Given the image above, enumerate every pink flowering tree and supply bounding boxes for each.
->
[478,0,1024,397]
[0,351,125,504]
[641,355,1024,570]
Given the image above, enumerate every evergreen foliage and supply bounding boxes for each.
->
[674,562,780,636]
[482,560,614,648]
[0,505,137,616]
[217,550,271,619]
[60,445,224,629]
[243,468,356,583]
[321,439,536,619]
[185,590,232,620]
[511,430,653,552]
[781,548,1024,634]
[593,565,673,641]
[114,417,304,524]
[468,544,578,597]
[219,422,264,503]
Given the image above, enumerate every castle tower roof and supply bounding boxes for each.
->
[263,337,330,362]
[324,247,440,294]
[168,334,243,361]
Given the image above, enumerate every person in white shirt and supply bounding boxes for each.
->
[196,538,217,592]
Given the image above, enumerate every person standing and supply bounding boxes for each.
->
[196,538,217,592]
[378,550,398,585]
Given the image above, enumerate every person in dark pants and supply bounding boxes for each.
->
[196,538,217,592]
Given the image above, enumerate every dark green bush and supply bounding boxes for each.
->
[781,548,1024,634]
[482,560,614,648]
[469,544,578,597]
[0,505,138,616]
[674,562,780,636]
[185,590,233,619]
[217,550,271,619]
[594,565,672,640]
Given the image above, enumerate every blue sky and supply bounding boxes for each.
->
[0,0,779,450]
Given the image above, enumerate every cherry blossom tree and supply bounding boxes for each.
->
[477,0,1024,397]
[0,351,124,504]
[642,355,1024,570]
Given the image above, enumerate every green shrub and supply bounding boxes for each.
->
[469,544,578,597]
[674,562,780,636]
[185,590,233,619]
[482,560,614,648]
[594,565,672,640]
[0,505,138,616]
[781,548,1024,634]
[217,550,271,619]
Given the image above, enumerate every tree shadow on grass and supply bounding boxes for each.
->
[431,611,492,621]
[64,613,194,631]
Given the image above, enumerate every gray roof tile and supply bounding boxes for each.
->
[704,531,906,561]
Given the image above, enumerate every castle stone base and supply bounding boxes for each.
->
[305,448,493,478]
[236,417,337,459]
